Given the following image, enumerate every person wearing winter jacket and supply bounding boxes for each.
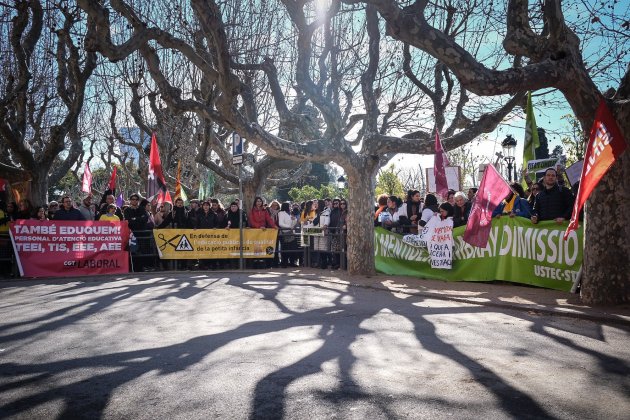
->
[248,197,277,229]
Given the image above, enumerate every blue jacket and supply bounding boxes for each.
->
[492,197,531,218]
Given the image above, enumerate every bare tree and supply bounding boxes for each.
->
[449,143,486,188]
[367,0,630,303]
[75,0,525,275]
[0,1,97,204]
[398,164,427,194]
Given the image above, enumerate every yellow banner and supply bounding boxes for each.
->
[153,228,278,259]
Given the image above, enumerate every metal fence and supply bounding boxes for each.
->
[128,227,347,272]
[0,233,18,277]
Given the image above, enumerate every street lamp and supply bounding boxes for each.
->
[501,135,517,181]
[337,175,346,189]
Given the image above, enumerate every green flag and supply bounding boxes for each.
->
[180,185,189,205]
[522,91,540,188]
[198,178,206,201]
[206,171,215,197]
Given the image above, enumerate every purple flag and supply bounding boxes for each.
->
[116,193,124,208]
[463,164,511,248]
[434,131,450,200]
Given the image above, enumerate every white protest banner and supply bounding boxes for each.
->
[427,217,454,269]
[426,166,461,193]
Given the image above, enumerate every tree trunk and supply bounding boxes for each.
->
[345,158,379,276]
[29,168,50,207]
[241,177,263,213]
[581,115,630,304]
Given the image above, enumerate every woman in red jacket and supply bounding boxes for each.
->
[248,197,277,229]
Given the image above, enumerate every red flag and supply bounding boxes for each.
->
[463,164,511,248]
[107,167,117,192]
[156,190,173,206]
[0,178,7,192]
[175,160,182,199]
[81,163,92,193]
[564,98,627,239]
[434,131,450,200]
[147,133,167,200]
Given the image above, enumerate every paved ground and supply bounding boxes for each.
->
[0,269,629,419]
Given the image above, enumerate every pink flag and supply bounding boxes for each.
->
[147,133,167,200]
[434,131,450,200]
[81,163,92,193]
[463,164,511,248]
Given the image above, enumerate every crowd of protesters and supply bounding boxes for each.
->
[0,166,576,275]
[377,166,576,234]
[0,191,351,273]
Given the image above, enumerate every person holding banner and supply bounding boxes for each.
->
[5,202,17,222]
[172,198,188,228]
[493,183,531,219]
[16,199,34,220]
[453,192,471,228]
[249,197,276,229]
[99,194,124,220]
[124,193,150,272]
[46,201,59,220]
[531,168,574,224]
[381,196,403,233]
[249,197,277,269]
[78,195,95,221]
[99,204,121,221]
[33,206,48,221]
[278,201,299,268]
[438,202,454,220]
[419,194,439,227]
[226,201,247,228]
[54,196,85,221]
[398,190,422,233]
[197,201,217,228]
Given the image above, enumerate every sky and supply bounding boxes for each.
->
[391,91,574,188]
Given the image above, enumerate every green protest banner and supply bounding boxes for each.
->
[375,217,583,291]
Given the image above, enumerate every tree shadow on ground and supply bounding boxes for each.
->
[0,273,628,419]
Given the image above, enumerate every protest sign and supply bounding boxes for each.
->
[153,228,278,259]
[426,166,461,193]
[564,160,583,186]
[375,217,582,291]
[9,220,130,278]
[427,217,454,269]
[526,157,559,174]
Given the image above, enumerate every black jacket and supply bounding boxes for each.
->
[453,202,472,228]
[532,184,574,221]
[123,206,148,231]
[53,207,85,221]
[172,206,188,228]
[214,209,228,228]
[187,207,201,228]
[197,210,217,229]
[226,209,247,228]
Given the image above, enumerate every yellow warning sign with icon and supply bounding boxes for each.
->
[154,228,278,259]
